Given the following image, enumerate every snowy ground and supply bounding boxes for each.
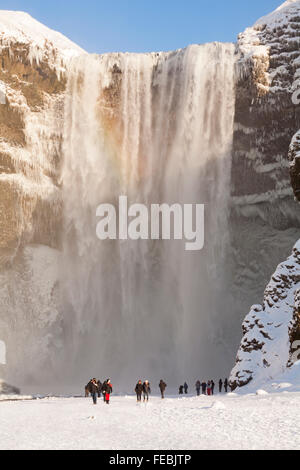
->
[0,391,300,450]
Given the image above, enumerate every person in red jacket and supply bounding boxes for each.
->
[207,381,212,396]
[102,379,113,404]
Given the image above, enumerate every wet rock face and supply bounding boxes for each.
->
[233,6,300,203]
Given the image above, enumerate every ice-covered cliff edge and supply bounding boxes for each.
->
[0,11,84,74]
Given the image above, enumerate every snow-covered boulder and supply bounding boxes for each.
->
[230,240,300,389]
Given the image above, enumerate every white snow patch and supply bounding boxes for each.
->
[211,401,226,410]
[0,394,300,450]
[272,382,293,389]
[256,389,269,396]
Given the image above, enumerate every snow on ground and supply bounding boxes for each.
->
[0,395,32,402]
[0,392,300,450]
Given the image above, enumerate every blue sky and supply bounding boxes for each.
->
[0,0,285,53]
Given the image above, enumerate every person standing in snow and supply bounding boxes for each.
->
[90,378,98,405]
[135,380,143,402]
[224,378,228,393]
[143,380,151,402]
[85,379,93,397]
[97,380,102,398]
[196,380,201,396]
[211,380,215,396]
[184,382,188,394]
[101,380,107,402]
[201,381,207,395]
[219,379,223,393]
[179,385,184,395]
[102,379,113,404]
[159,380,167,399]
[207,381,212,396]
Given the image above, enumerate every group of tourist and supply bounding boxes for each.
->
[187,378,229,396]
[85,377,230,404]
[85,378,113,405]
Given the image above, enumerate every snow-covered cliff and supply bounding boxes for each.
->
[229,0,300,390]
[230,240,300,389]
[233,0,300,203]
[0,12,84,386]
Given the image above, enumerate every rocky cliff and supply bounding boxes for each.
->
[0,12,84,385]
[228,0,300,388]
[233,0,300,204]
[230,240,300,389]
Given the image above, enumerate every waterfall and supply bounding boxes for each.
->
[61,43,236,389]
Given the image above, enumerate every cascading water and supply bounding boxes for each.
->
[61,43,236,390]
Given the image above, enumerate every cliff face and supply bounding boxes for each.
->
[233,0,300,204]
[0,12,84,384]
[228,0,300,388]
[0,11,83,265]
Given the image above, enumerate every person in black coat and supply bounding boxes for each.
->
[101,380,107,402]
[201,381,207,395]
[184,382,188,394]
[97,380,102,398]
[211,380,215,395]
[224,378,228,393]
[143,380,151,402]
[219,379,223,393]
[196,380,201,396]
[135,380,143,402]
[159,380,167,399]
[179,385,184,395]
[90,378,98,405]
[102,379,113,404]
[85,379,93,397]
